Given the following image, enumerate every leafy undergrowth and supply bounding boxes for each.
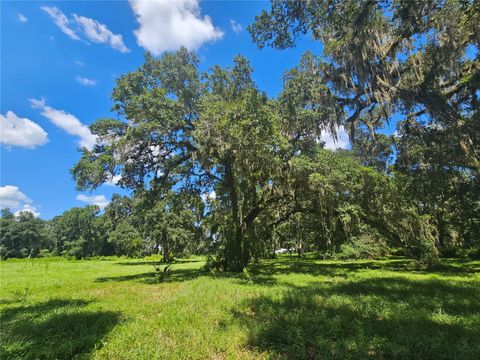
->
[1,255,479,359]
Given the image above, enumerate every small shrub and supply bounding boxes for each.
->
[404,215,440,268]
[153,263,173,283]
[19,248,29,258]
[161,253,174,263]
[457,247,480,260]
[4,249,17,259]
[336,234,390,260]
[0,245,7,260]
[38,249,53,258]
[242,267,254,284]
[204,254,225,271]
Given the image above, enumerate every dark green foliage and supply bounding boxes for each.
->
[70,51,288,270]
[67,46,477,267]
[134,191,203,262]
[336,234,390,260]
[249,0,479,264]
[50,206,105,259]
[352,131,395,173]
[0,209,53,259]
[108,221,143,257]
[157,263,173,283]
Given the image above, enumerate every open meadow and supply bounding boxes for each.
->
[1,256,479,360]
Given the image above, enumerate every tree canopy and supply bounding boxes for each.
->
[2,1,478,268]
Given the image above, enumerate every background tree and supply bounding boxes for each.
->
[0,209,53,259]
[249,0,479,259]
[133,190,201,262]
[107,220,143,257]
[50,206,104,259]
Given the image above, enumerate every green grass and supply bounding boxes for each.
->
[1,255,479,360]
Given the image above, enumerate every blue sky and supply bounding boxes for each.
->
[1,0,335,219]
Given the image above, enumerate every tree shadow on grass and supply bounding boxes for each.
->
[95,266,211,284]
[100,258,371,285]
[95,257,479,287]
[0,299,121,360]
[247,257,480,283]
[115,258,204,266]
[233,277,480,360]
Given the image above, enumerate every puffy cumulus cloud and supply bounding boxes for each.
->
[76,194,109,210]
[15,204,41,218]
[41,6,129,52]
[41,6,80,40]
[0,186,40,217]
[76,76,97,86]
[105,174,122,186]
[201,190,216,203]
[17,14,28,23]
[73,14,129,53]
[130,0,223,55]
[320,126,350,150]
[29,98,97,150]
[1,111,48,149]
[0,185,32,209]
[230,19,243,34]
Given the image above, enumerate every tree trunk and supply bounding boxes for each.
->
[162,230,170,263]
[243,220,254,267]
[224,158,244,272]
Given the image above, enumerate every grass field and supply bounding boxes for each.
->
[1,255,479,360]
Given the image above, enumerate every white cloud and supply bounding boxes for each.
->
[1,111,48,149]
[0,186,39,217]
[201,190,216,203]
[17,14,28,23]
[76,194,109,210]
[230,19,242,34]
[29,98,97,150]
[129,0,224,55]
[320,126,350,150]
[73,14,129,53]
[75,60,84,66]
[15,204,40,218]
[76,76,97,86]
[0,185,31,209]
[42,6,128,52]
[105,174,122,186]
[41,6,80,40]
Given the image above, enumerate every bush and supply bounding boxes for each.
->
[204,254,224,271]
[19,248,29,258]
[5,249,18,259]
[0,245,7,260]
[457,247,480,260]
[159,251,174,263]
[403,214,440,268]
[108,221,143,257]
[336,234,390,260]
[38,249,53,258]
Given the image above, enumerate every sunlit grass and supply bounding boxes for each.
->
[1,255,479,359]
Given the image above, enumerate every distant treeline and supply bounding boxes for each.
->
[0,191,205,260]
